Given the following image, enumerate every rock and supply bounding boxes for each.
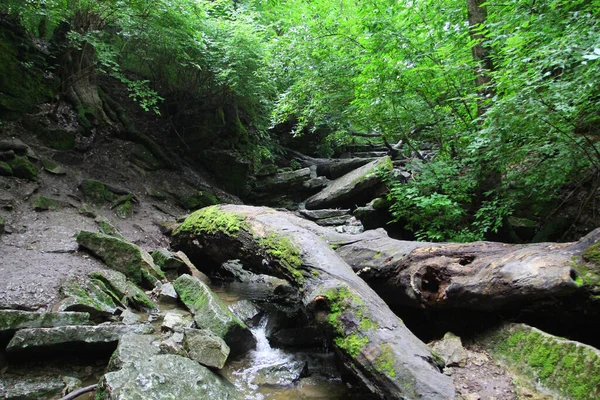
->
[482,323,600,400]
[6,324,153,354]
[251,360,309,386]
[0,310,90,333]
[80,179,115,205]
[89,270,155,311]
[61,376,83,396]
[130,144,164,171]
[173,274,256,357]
[222,259,288,287]
[313,215,353,227]
[31,195,66,211]
[270,325,326,348]
[175,189,219,211]
[159,331,185,355]
[183,328,230,369]
[228,300,262,326]
[0,375,65,400]
[430,332,467,367]
[76,231,165,288]
[78,203,97,218]
[0,215,4,234]
[161,309,194,332]
[159,283,178,304]
[299,209,351,220]
[97,354,240,399]
[0,139,29,153]
[107,333,160,371]
[58,278,119,320]
[152,248,209,283]
[255,167,312,192]
[120,309,141,325]
[0,161,12,176]
[7,156,38,181]
[95,216,125,239]
[41,158,66,175]
[305,157,393,209]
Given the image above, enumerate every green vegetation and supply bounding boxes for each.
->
[259,233,304,283]
[375,345,397,378]
[174,206,249,237]
[80,180,114,205]
[8,156,38,181]
[31,196,60,211]
[490,325,600,400]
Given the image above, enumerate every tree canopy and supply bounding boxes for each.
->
[2,0,600,241]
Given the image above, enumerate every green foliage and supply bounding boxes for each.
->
[175,206,249,237]
[258,233,304,283]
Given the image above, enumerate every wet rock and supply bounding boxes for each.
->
[305,157,392,210]
[97,354,240,399]
[89,270,155,311]
[222,260,287,287]
[6,324,153,354]
[161,310,194,332]
[183,328,230,369]
[58,278,119,320]
[159,282,178,304]
[251,360,309,386]
[0,310,90,333]
[430,332,467,367]
[76,231,165,288]
[228,300,262,326]
[107,333,160,371]
[173,274,256,357]
[0,375,65,400]
[270,326,326,348]
[482,323,600,399]
[7,156,38,181]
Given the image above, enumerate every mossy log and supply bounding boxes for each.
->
[328,227,600,311]
[172,205,455,400]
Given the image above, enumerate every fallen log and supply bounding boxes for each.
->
[171,205,455,400]
[327,227,600,311]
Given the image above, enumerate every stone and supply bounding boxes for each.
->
[130,144,164,171]
[80,179,114,205]
[270,326,326,348]
[0,376,64,400]
[161,310,194,332]
[41,158,66,175]
[95,216,125,239]
[6,324,153,354]
[228,300,262,326]
[305,157,393,209]
[299,209,351,220]
[430,332,467,367]
[176,189,219,211]
[482,323,600,399]
[160,331,185,356]
[107,333,160,371]
[96,354,240,399]
[159,283,178,304]
[61,376,82,396]
[0,310,90,333]
[173,274,256,357]
[89,270,156,311]
[0,161,12,176]
[0,215,4,234]
[120,309,141,325]
[76,231,165,288]
[174,251,211,283]
[251,360,309,386]
[7,155,38,181]
[183,328,230,369]
[0,139,29,153]
[58,278,119,319]
[31,195,66,211]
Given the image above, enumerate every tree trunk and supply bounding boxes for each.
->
[171,205,455,400]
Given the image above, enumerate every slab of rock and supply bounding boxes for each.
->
[159,282,178,304]
[89,270,155,311]
[161,310,194,332]
[482,323,600,399]
[299,209,351,220]
[6,324,153,354]
[183,328,230,369]
[107,333,160,371]
[0,375,65,400]
[173,275,256,357]
[430,332,467,367]
[0,310,90,333]
[76,231,165,288]
[58,278,119,319]
[97,354,240,399]
[304,157,392,209]
[228,300,262,326]
[251,360,308,386]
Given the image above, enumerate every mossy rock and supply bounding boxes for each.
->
[36,129,75,150]
[78,203,97,218]
[0,215,4,234]
[89,270,155,311]
[174,205,249,238]
[177,190,219,211]
[95,216,124,239]
[0,161,13,176]
[42,159,66,175]
[7,156,38,180]
[80,179,115,205]
[57,278,119,320]
[483,323,600,399]
[130,144,164,171]
[31,196,65,211]
[76,231,165,288]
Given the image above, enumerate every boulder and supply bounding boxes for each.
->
[0,376,65,400]
[0,310,90,333]
[107,333,160,371]
[481,323,600,399]
[173,275,256,357]
[76,231,165,288]
[57,278,120,320]
[159,282,178,304]
[159,331,185,356]
[6,324,153,354]
[430,332,467,367]
[120,309,141,325]
[250,360,309,386]
[97,354,240,399]
[161,310,194,332]
[89,270,155,311]
[304,157,392,209]
[183,328,230,369]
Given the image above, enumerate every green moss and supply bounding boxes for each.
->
[174,206,249,237]
[329,243,340,250]
[375,345,397,378]
[583,243,600,264]
[115,201,133,219]
[0,161,12,176]
[335,334,369,357]
[373,252,382,259]
[81,180,114,205]
[31,196,60,211]
[259,233,304,284]
[8,156,38,180]
[491,326,600,399]
[178,190,219,211]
